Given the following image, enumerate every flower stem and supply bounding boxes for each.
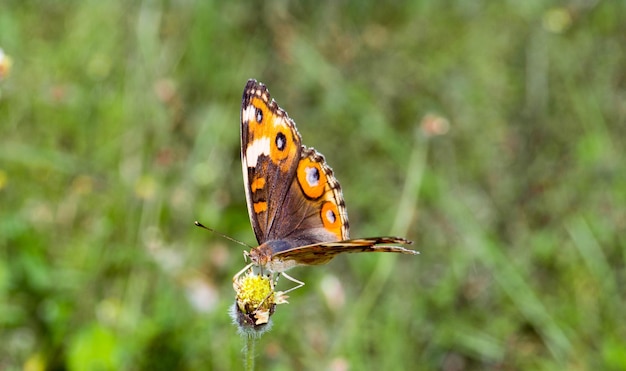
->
[244,333,256,371]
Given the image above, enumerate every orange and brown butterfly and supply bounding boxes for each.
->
[237,79,418,289]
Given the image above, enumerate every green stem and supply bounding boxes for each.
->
[244,333,256,371]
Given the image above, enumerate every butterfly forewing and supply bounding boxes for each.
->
[241,80,303,244]
[241,80,349,247]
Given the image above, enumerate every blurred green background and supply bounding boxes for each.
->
[1,1,625,370]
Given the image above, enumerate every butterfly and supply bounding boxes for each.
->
[237,79,418,291]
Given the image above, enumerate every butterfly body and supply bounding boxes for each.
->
[240,79,417,274]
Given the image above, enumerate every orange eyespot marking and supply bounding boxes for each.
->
[321,201,342,239]
[270,127,295,165]
[250,177,265,193]
[253,201,268,213]
[297,158,327,199]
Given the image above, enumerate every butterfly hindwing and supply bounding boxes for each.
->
[272,237,416,266]
[274,147,349,244]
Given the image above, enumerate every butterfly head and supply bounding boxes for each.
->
[248,240,300,273]
[247,244,272,267]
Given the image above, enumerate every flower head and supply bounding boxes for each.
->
[231,269,288,335]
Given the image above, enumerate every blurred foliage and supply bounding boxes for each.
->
[1,0,626,370]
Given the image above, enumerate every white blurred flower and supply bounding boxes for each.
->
[0,48,12,80]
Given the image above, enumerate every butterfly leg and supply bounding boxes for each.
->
[278,272,305,295]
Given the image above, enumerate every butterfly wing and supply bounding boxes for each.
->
[271,237,417,267]
[241,80,303,243]
[241,79,350,246]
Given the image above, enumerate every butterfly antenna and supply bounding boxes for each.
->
[194,221,252,248]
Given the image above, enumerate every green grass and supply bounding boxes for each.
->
[1,1,625,370]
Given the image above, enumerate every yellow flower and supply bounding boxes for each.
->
[231,269,288,334]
